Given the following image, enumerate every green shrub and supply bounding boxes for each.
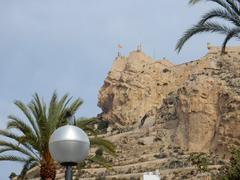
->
[218,149,240,180]
[97,120,109,133]
[189,153,209,172]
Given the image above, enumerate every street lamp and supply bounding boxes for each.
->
[49,125,90,180]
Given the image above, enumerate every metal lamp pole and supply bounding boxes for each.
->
[65,165,72,180]
[61,162,77,180]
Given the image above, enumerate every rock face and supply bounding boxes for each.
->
[98,45,240,154]
[16,45,240,180]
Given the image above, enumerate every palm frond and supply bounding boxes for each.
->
[47,92,58,124]
[0,147,12,153]
[56,93,71,114]
[76,117,96,126]
[189,0,226,6]
[76,118,97,135]
[0,155,29,162]
[28,101,48,147]
[226,0,240,15]
[0,140,38,160]
[67,98,83,116]
[0,129,23,142]
[198,8,240,26]
[90,137,116,156]
[14,100,39,139]
[56,95,74,126]
[183,0,240,53]
[7,116,39,143]
[88,155,112,169]
[28,94,49,149]
[7,116,34,135]
[221,28,240,53]
[47,92,60,135]
[189,0,240,17]
[189,0,228,7]
[48,93,72,134]
[176,22,231,52]
[7,116,39,148]
[189,0,201,4]
[0,130,40,159]
[81,126,97,136]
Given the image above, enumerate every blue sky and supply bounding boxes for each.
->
[0,0,239,179]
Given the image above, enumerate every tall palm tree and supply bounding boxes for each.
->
[0,93,115,180]
[176,0,240,54]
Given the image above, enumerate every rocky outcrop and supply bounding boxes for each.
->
[98,45,240,154]
[98,51,175,126]
[16,45,240,180]
[98,50,216,127]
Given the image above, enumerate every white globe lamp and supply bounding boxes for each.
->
[49,125,90,180]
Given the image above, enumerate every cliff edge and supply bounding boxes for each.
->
[98,45,240,154]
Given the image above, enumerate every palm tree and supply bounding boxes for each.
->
[176,0,240,54]
[0,93,115,180]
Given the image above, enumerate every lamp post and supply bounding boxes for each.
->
[49,125,90,180]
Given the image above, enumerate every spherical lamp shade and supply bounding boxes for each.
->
[49,125,90,163]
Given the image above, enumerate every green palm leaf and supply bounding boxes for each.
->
[0,140,38,160]
[14,100,40,139]
[76,117,97,135]
[0,130,40,159]
[90,137,116,156]
[189,0,201,4]
[7,117,40,151]
[182,0,240,53]
[88,155,112,169]
[176,22,231,52]
[0,155,30,162]
[198,8,240,26]
[221,28,240,53]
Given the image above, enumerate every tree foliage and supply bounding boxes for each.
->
[176,0,240,53]
[218,149,240,180]
[0,92,115,179]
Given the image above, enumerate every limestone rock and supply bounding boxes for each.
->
[98,45,240,154]
[18,45,240,180]
[138,136,155,145]
[98,50,216,127]
[174,75,222,152]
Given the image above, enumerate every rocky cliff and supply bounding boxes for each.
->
[98,44,240,154]
[16,45,240,180]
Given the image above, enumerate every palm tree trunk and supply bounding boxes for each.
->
[40,161,56,180]
[40,151,56,180]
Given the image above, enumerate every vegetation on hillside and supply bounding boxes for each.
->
[218,149,240,180]
[189,152,210,172]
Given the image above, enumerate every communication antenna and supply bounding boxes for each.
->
[117,44,123,56]
[137,43,143,52]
